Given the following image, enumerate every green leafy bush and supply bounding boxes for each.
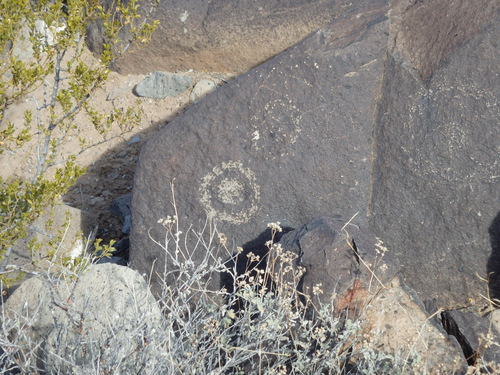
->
[0,0,159,283]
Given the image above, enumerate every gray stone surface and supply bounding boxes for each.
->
[131,0,500,309]
[134,71,192,99]
[189,79,219,104]
[4,263,168,374]
[277,216,466,373]
[109,193,132,218]
[2,203,96,298]
[122,214,131,235]
[442,309,500,365]
[86,0,375,75]
[277,216,399,310]
[130,1,389,297]
[369,0,500,307]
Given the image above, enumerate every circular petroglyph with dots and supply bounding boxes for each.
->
[200,161,261,224]
[250,98,302,152]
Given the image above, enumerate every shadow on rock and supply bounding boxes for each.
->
[487,210,500,303]
[220,226,293,310]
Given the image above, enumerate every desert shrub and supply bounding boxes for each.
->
[0,0,159,284]
[3,198,500,373]
[148,211,415,375]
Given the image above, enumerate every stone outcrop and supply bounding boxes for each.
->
[86,0,375,75]
[276,216,466,373]
[3,263,167,374]
[130,0,500,310]
[441,309,500,366]
[369,0,500,307]
[131,0,389,297]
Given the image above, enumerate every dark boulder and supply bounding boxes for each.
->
[130,1,390,297]
[86,0,375,75]
[277,216,399,311]
[276,216,466,373]
[131,0,500,309]
[441,309,500,366]
[369,0,500,307]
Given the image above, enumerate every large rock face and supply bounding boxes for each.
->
[131,1,389,296]
[131,0,500,308]
[369,0,500,307]
[87,0,374,74]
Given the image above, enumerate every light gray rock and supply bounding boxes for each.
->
[134,71,192,99]
[2,203,96,298]
[127,134,141,145]
[190,79,219,103]
[4,263,170,374]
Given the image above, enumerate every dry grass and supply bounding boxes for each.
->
[1,202,499,374]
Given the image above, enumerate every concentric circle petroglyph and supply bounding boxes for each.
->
[250,98,302,153]
[200,161,261,224]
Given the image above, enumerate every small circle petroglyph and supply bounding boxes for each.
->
[200,161,261,224]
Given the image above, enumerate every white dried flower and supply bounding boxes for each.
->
[267,222,282,232]
[313,283,324,296]
[218,232,227,246]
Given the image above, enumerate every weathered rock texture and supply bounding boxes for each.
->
[2,203,96,298]
[190,79,220,104]
[131,0,500,309]
[359,277,466,374]
[369,0,500,307]
[441,309,500,366]
[277,216,399,311]
[134,71,192,99]
[86,0,375,74]
[131,1,389,297]
[276,216,466,373]
[4,264,167,374]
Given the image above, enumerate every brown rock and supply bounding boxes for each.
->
[130,1,390,297]
[131,0,500,310]
[87,0,376,75]
[358,277,466,374]
[276,216,466,374]
[390,0,500,80]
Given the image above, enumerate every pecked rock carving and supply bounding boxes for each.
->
[131,0,500,310]
[200,161,260,225]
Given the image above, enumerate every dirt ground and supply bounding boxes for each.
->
[1,49,234,246]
